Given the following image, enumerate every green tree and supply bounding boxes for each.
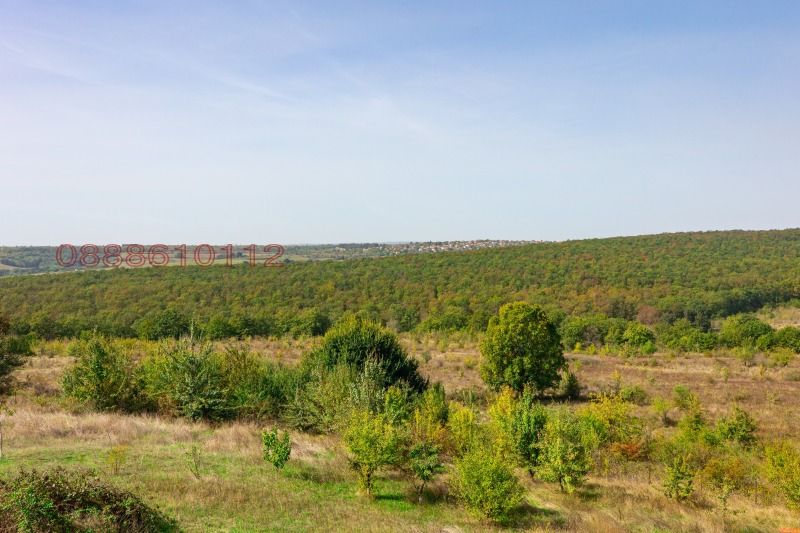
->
[716,406,757,448]
[452,445,524,523]
[61,336,146,412]
[407,441,444,495]
[480,302,566,393]
[718,314,773,348]
[535,408,593,493]
[303,316,427,393]
[764,441,800,509]
[510,390,549,477]
[261,428,292,475]
[343,410,401,497]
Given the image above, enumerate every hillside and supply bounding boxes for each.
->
[0,229,799,337]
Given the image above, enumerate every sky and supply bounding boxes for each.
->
[1,1,799,245]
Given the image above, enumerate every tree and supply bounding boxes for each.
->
[452,444,524,523]
[480,302,566,393]
[343,410,401,497]
[764,441,800,509]
[510,390,549,477]
[407,441,444,495]
[261,428,291,475]
[303,316,427,393]
[61,336,146,412]
[535,408,593,493]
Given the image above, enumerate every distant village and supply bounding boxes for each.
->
[336,239,541,256]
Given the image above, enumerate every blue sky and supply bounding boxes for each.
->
[1,1,799,245]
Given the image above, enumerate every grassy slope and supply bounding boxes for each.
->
[2,335,799,532]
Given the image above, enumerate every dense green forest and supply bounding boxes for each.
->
[0,229,799,340]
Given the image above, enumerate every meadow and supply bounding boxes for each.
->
[2,326,799,532]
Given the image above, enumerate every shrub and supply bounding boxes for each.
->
[774,326,800,353]
[0,332,33,394]
[701,452,750,511]
[764,441,800,509]
[718,314,773,348]
[144,343,234,422]
[452,445,523,523]
[480,302,565,394]
[407,441,444,494]
[137,309,190,340]
[663,453,698,501]
[579,393,642,447]
[446,402,480,457]
[536,408,593,493]
[620,385,650,406]
[672,385,699,411]
[559,370,581,400]
[0,467,177,532]
[716,406,757,448]
[261,428,292,474]
[343,410,402,497]
[286,364,354,433]
[622,323,656,348]
[62,336,148,413]
[510,391,549,477]
[303,316,427,393]
[290,308,331,338]
[220,345,296,419]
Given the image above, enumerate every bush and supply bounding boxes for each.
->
[535,408,594,493]
[261,428,291,474]
[701,452,750,511]
[286,364,354,433]
[672,385,699,411]
[774,326,800,353]
[579,393,642,447]
[62,337,148,413]
[663,453,698,501]
[655,319,717,353]
[718,314,773,348]
[510,391,549,477]
[303,316,427,393]
[716,406,757,448]
[622,322,656,348]
[343,410,402,497]
[407,441,444,494]
[452,445,524,524]
[219,345,296,419]
[290,308,331,338]
[620,385,650,406]
[143,343,234,422]
[137,309,190,341]
[446,402,480,457]
[0,467,177,532]
[764,441,800,509]
[480,302,565,393]
[559,370,581,400]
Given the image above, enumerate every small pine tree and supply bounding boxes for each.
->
[261,428,291,475]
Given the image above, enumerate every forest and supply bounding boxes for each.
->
[0,229,799,341]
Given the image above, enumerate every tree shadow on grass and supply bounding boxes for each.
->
[504,501,567,530]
